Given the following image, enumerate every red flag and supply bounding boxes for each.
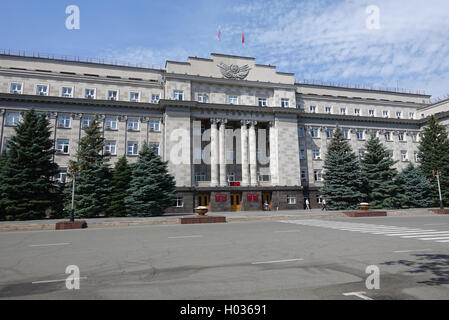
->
[242,30,245,44]
[218,29,221,40]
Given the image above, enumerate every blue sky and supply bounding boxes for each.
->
[1,0,448,99]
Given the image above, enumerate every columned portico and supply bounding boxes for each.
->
[249,121,258,186]
[240,120,250,187]
[219,119,227,187]
[210,119,219,187]
[269,121,279,186]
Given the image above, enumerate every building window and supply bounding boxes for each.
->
[82,116,92,129]
[384,132,392,141]
[85,89,96,99]
[56,140,70,154]
[6,113,20,126]
[281,98,290,108]
[301,170,307,181]
[151,94,160,103]
[396,111,402,119]
[383,110,389,118]
[312,149,321,160]
[354,109,361,116]
[10,83,23,94]
[195,172,206,182]
[325,106,332,114]
[128,119,139,131]
[298,127,304,138]
[36,85,48,96]
[57,115,71,128]
[258,98,267,107]
[173,90,184,101]
[316,195,323,204]
[172,197,184,208]
[300,149,306,160]
[369,109,375,117]
[409,112,415,119]
[414,152,420,162]
[287,195,297,205]
[398,132,405,141]
[388,150,394,159]
[356,130,364,140]
[314,170,323,182]
[296,104,303,109]
[401,151,408,162]
[61,87,73,98]
[105,141,117,155]
[311,127,319,138]
[149,143,160,155]
[149,119,160,132]
[127,142,139,156]
[108,90,118,101]
[343,129,350,140]
[310,105,316,113]
[229,95,238,105]
[227,172,236,182]
[105,117,118,130]
[412,133,418,142]
[340,107,346,115]
[326,129,334,139]
[55,170,67,184]
[130,92,140,102]
[198,93,208,103]
[358,149,366,159]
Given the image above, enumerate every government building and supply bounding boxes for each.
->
[0,52,448,213]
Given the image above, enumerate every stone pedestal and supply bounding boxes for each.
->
[343,211,387,217]
[430,209,449,215]
[55,221,88,230]
[180,216,227,224]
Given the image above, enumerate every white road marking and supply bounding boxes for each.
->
[32,277,87,284]
[343,291,373,300]
[252,258,304,265]
[168,235,203,239]
[424,223,447,226]
[400,232,449,238]
[393,249,433,253]
[420,236,449,241]
[385,230,437,236]
[275,230,302,233]
[29,243,70,247]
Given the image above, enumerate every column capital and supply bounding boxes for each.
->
[210,118,219,125]
[140,116,150,123]
[119,115,128,122]
[0,109,5,115]
[46,111,58,119]
[218,118,228,125]
[96,114,106,120]
[71,113,83,120]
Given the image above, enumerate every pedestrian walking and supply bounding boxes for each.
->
[322,198,327,211]
[264,201,269,211]
[305,198,310,210]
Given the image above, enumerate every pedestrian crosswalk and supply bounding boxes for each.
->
[280,219,449,244]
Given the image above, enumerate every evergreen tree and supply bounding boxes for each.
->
[360,134,405,209]
[107,156,132,217]
[0,151,7,220]
[125,144,176,217]
[320,126,365,210]
[65,118,111,218]
[417,115,449,206]
[396,163,433,208]
[0,109,59,220]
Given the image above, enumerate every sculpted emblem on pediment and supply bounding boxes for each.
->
[217,63,251,80]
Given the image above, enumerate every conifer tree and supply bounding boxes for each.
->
[417,115,449,206]
[321,126,365,210]
[0,109,59,220]
[396,163,433,208]
[0,151,6,220]
[360,134,405,209]
[65,118,111,218]
[125,144,176,217]
[107,156,132,217]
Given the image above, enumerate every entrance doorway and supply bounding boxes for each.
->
[262,192,272,211]
[197,193,210,209]
[230,193,242,211]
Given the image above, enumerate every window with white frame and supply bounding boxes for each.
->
[325,106,332,114]
[311,127,319,138]
[105,117,118,130]
[227,172,236,182]
[369,109,375,117]
[414,152,420,162]
[55,170,67,184]
[151,94,160,103]
[258,98,267,107]
[57,115,71,128]
[56,139,70,154]
[314,170,323,182]
[128,119,139,131]
[127,142,139,156]
[82,116,92,128]
[340,107,346,115]
[195,172,206,182]
[398,132,405,141]
[384,131,392,141]
[85,89,96,99]
[173,90,184,101]
[409,112,415,119]
[149,119,160,132]
[172,197,184,208]
[383,110,389,118]
[229,95,238,105]
[281,98,289,108]
[396,111,402,119]
[310,105,316,113]
[296,104,303,109]
[354,109,361,116]
[298,127,304,138]
[412,133,418,142]
[343,129,350,139]
[61,87,73,98]
[149,143,160,155]
[300,149,306,160]
[258,173,271,182]
[36,85,48,96]
[356,130,364,140]
[10,83,23,94]
[287,195,297,205]
[312,149,321,160]
[198,93,208,103]
[105,141,117,155]
[130,92,140,102]
[6,113,20,126]
[108,90,118,101]
[301,170,307,181]
[401,151,408,162]
[316,195,323,204]
[326,128,334,139]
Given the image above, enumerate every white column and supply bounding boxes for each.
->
[219,119,227,186]
[249,121,258,186]
[210,119,219,187]
[269,121,279,186]
[241,120,249,187]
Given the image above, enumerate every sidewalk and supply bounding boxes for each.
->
[0,208,435,232]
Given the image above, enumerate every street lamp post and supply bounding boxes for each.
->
[433,170,444,210]
[69,165,82,222]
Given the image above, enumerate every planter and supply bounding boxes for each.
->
[430,209,449,215]
[358,203,371,211]
[344,211,387,217]
[55,221,88,230]
[195,206,209,216]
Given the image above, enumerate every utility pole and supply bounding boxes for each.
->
[433,170,444,209]
[69,165,82,222]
